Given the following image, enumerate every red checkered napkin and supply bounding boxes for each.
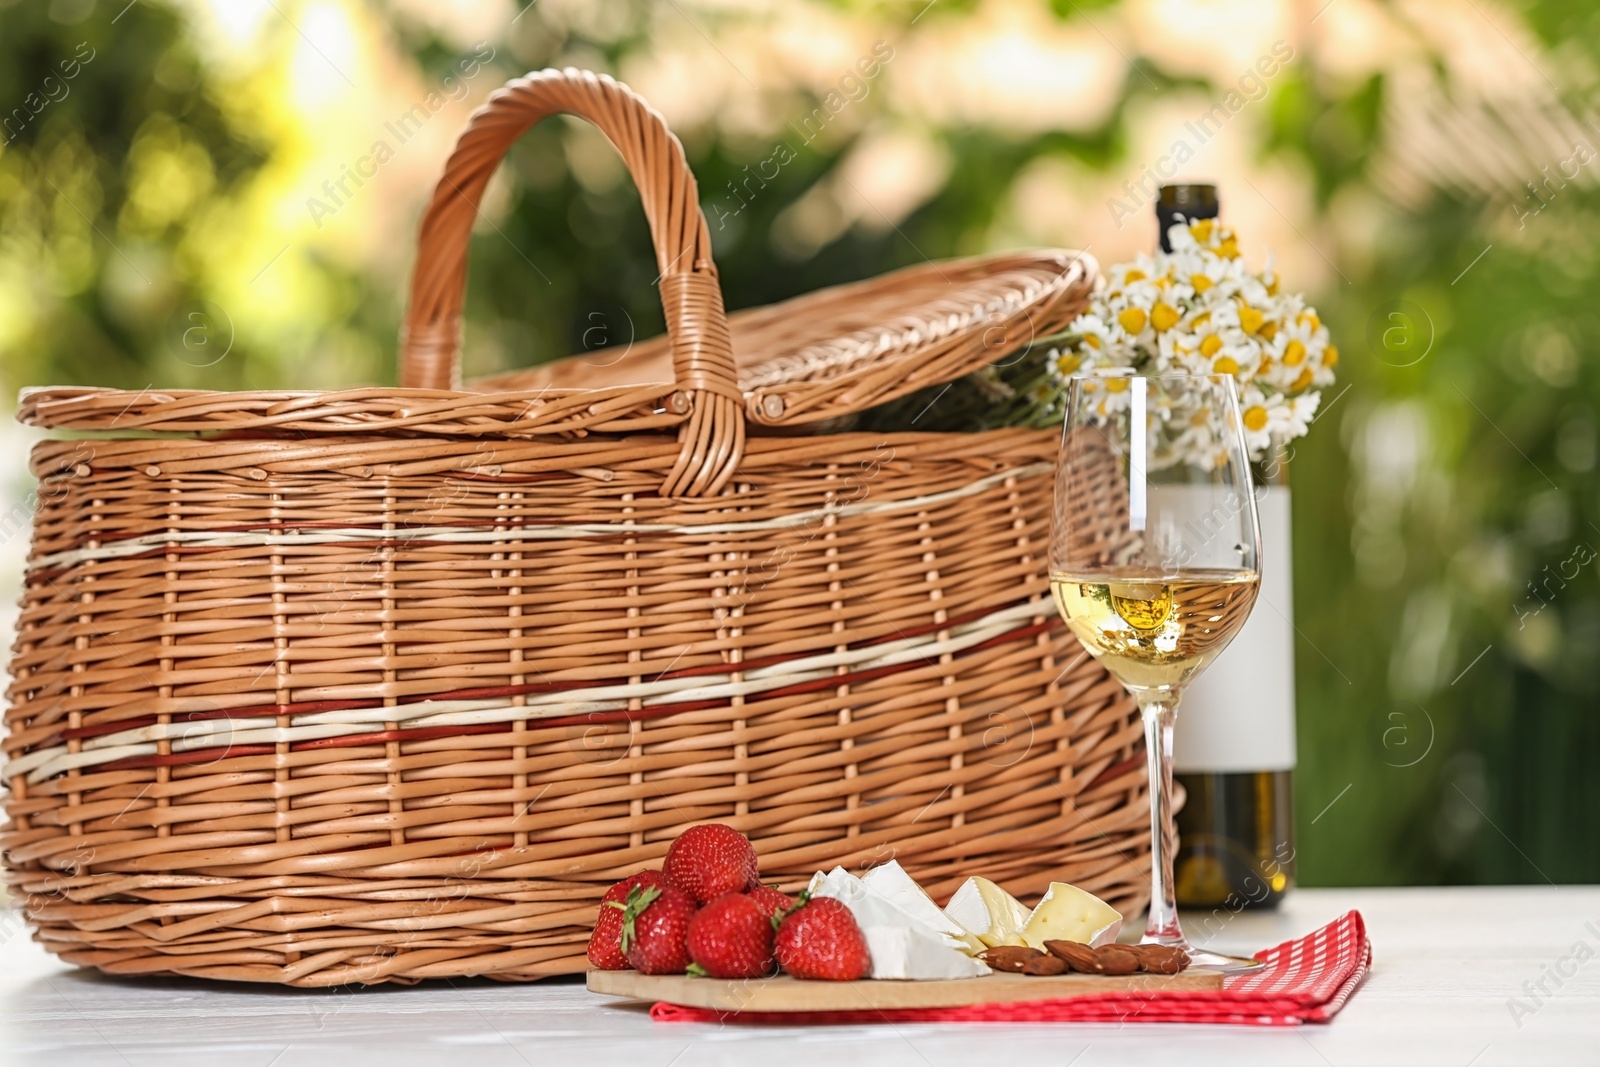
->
[651,909,1371,1027]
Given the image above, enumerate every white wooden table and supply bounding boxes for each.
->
[1,886,1594,1066]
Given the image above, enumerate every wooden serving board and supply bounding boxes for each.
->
[588,968,1222,1012]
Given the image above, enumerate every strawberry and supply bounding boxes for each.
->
[620,884,698,975]
[685,892,776,979]
[746,884,794,925]
[774,895,871,981]
[663,823,760,904]
[587,870,668,970]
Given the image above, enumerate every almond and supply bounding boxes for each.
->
[1094,944,1140,976]
[979,945,1042,972]
[1020,954,1068,976]
[1130,944,1190,975]
[980,948,1040,965]
[1042,940,1103,974]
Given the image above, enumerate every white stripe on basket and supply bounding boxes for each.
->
[29,463,1053,571]
[7,598,1053,783]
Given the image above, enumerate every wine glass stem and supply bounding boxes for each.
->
[1138,693,1185,948]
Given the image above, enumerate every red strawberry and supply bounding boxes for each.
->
[746,884,794,925]
[663,823,760,904]
[587,870,668,970]
[774,895,871,981]
[685,893,776,979]
[621,884,698,975]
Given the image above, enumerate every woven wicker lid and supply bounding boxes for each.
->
[473,247,1096,428]
[17,68,1096,459]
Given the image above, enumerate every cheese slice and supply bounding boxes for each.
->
[1019,881,1123,949]
[859,860,986,953]
[943,876,1031,948]
[859,924,992,980]
[808,865,992,980]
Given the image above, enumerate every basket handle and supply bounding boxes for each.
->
[400,68,743,497]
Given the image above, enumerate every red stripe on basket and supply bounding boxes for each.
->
[33,538,645,578]
[62,699,394,742]
[85,706,687,771]
[1085,754,1143,791]
[34,517,815,572]
[58,604,1049,743]
[34,471,1036,573]
[45,476,1002,555]
[79,617,1062,773]
[293,723,519,750]
[28,533,659,580]
[99,744,280,768]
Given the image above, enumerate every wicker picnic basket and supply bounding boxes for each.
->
[1,69,1148,986]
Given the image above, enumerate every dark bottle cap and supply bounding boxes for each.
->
[1157,184,1219,251]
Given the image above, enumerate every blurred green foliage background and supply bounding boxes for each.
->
[1,0,1596,887]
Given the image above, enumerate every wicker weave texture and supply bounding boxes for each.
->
[1,68,1147,986]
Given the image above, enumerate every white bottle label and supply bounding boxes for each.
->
[1173,485,1297,773]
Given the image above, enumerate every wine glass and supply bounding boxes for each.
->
[1050,372,1264,971]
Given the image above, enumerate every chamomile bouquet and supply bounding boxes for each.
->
[845,219,1337,469]
[1054,218,1337,466]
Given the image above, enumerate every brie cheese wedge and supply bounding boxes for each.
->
[860,860,986,953]
[943,876,1031,948]
[808,865,992,979]
[1019,881,1123,949]
[860,924,992,980]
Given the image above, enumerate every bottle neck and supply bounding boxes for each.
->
[1251,457,1290,489]
[1156,184,1219,251]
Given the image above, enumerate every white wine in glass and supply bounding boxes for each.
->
[1050,373,1263,971]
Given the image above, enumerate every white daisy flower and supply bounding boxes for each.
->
[1237,385,1276,455]
[1267,392,1319,443]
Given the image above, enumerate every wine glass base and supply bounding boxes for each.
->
[1175,946,1265,973]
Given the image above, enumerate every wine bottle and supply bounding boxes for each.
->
[1155,183,1298,911]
